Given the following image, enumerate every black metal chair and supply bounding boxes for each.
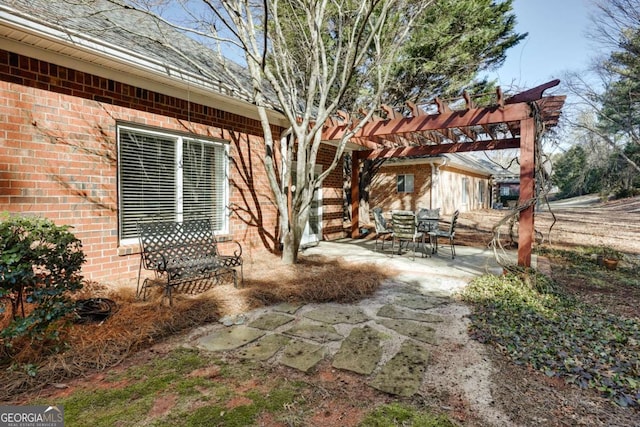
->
[428,210,459,259]
[372,207,392,252]
[391,210,425,260]
[416,208,440,231]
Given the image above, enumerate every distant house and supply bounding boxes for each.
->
[0,0,345,284]
[491,173,520,208]
[369,153,500,216]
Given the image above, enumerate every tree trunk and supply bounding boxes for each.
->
[357,158,385,228]
[281,223,302,264]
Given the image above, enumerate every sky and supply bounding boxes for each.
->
[486,0,597,91]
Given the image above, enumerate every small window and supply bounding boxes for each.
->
[397,174,414,193]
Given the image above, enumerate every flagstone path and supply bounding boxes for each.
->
[189,281,452,397]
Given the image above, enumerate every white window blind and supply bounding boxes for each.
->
[182,138,225,230]
[118,126,228,241]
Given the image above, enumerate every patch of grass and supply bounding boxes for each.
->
[156,387,300,427]
[44,347,308,427]
[462,263,640,408]
[120,348,207,380]
[45,348,222,426]
[359,403,456,426]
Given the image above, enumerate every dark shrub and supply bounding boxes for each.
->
[0,214,85,355]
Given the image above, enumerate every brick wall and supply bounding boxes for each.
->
[370,163,434,215]
[0,49,344,284]
[370,161,490,218]
[316,145,346,240]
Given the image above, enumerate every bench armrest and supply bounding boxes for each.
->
[155,251,170,272]
[223,240,242,258]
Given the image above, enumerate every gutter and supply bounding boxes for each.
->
[429,157,447,209]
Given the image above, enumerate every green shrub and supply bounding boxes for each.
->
[0,214,85,353]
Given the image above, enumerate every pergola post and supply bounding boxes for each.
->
[518,117,535,267]
[350,150,361,238]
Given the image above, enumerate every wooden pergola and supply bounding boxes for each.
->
[322,80,566,267]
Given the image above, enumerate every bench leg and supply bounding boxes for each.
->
[136,256,144,299]
[165,278,174,307]
[227,268,238,288]
[137,278,148,301]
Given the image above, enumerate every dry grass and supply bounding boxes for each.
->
[0,252,394,402]
[241,254,395,307]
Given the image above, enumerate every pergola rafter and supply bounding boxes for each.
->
[322,80,566,267]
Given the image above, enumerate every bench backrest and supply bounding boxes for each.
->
[137,218,219,270]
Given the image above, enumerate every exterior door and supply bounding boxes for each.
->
[292,164,323,247]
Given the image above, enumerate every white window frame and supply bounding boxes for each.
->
[117,124,230,245]
[397,174,414,193]
[462,177,469,204]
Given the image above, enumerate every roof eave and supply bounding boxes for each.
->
[0,5,289,128]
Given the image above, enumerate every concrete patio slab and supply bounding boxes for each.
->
[301,239,530,295]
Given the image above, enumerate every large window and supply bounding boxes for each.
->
[117,125,228,242]
[397,174,414,193]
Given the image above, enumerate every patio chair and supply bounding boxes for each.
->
[428,210,459,259]
[416,208,440,233]
[391,210,425,260]
[372,207,392,252]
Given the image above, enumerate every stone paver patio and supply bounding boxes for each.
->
[187,240,525,397]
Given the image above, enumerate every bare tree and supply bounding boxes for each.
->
[564,0,640,175]
[564,70,640,174]
[117,0,426,263]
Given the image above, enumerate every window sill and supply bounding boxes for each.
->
[118,244,141,257]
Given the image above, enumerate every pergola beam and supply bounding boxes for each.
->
[323,102,530,141]
[362,138,521,160]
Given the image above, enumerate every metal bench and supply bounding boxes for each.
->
[136,218,243,305]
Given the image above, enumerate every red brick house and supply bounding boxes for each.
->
[0,0,344,284]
